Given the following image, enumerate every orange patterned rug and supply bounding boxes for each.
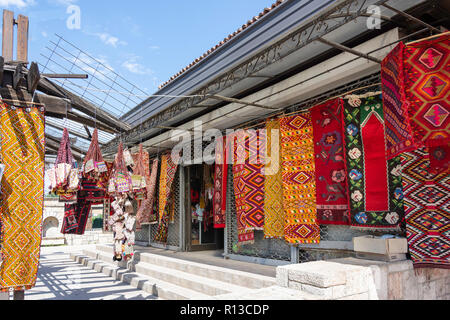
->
[280,113,319,244]
[0,102,45,291]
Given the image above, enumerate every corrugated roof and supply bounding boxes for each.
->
[157,0,286,89]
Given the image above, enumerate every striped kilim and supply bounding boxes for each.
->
[0,102,45,291]
[155,153,179,243]
[213,136,227,228]
[381,42,417,159]
[401,147,449,269]
[280,113,319,244]
[263,119,285,239]
[342,95,405,230]
[311,98,350,225]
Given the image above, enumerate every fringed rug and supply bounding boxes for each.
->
[60,193,92,235]
[401,147,449,269]
[342,95,404,230]
[213,136,227,228]
[263,119,285,239]
[0,102,45,292]
[311,98,350,225]
[280,113,319,244]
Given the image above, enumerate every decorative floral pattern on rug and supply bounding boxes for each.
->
[311,98,350,225]
[280,113,319,244]
[0,102,45,292]
[401,147,449,269]
[342,95,405,230]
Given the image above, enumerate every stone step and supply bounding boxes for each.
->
[70,253,210,300]
[95,244,276,289]
[134,261,252,296]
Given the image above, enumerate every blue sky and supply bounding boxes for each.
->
[0,0,276,98]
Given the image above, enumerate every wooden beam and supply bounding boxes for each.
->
[2,10,14,62]
[46,121,105,145]
[46,111,116,134]
[27,62,40,94]
[41,73,88,79]
[84,125,92,139]
[45,133,86,155]
[37,77,131,132]
[16,14,28,63]
[34,93,72,114]
[381,3,441,33]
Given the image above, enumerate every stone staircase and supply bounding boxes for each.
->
[70,244,277,300]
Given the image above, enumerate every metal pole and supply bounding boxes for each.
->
[381,3,441,33]
[317,37,382,64]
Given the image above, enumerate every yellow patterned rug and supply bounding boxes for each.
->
[0,102,45,291]
[263,119,285,239]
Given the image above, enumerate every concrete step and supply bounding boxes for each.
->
[137,251,276,289]
[70,253,210,300]
[95,244,276,289]
[134,261,252,296]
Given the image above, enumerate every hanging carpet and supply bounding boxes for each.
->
[263,119,285,239]
[0,102,45,292]
[280,113,319,244]
[60,192,92,235]
[311,98,350,225]
[381,34,449,173]
[401,147,449,269]
[342,95,405,230]
[154,152,180,243]
[136,157,159,228]
[213,136,227,229]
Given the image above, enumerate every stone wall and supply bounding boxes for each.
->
[276,257,450,300]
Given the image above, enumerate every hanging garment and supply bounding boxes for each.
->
[154,153,180,243]
[381,34,449,173]
[83,128,109,188]
[342,95,405,230]
[263,119,285,239]
[280,113,319,244]
[311,98,350,225]
[213,136,228,229]
[0,102,45,292]
[401,147,449,269]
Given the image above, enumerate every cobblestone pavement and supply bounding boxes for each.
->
[24,245,158,300]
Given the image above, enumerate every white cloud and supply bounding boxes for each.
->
[41,31,48,37]
[92,32,127,48]
[0,0,35,8]
[122,56,153,75]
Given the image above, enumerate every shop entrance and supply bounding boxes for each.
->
[184,164,224,252]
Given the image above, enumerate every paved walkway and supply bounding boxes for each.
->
[25,245,157,300]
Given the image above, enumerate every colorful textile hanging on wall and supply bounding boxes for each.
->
[136,158,159,228]
[311,98,350,225]
[342,95,405,230]
[155,153,179,243]
[401,147,449,269]
[381,42,417,159]
[232,130,255,244]
[263,119,285,239]
[280,113,319,244]
[381,34,449,174]
[403,34,450,173]
[214,136,227,228]
[0,102,45,292]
